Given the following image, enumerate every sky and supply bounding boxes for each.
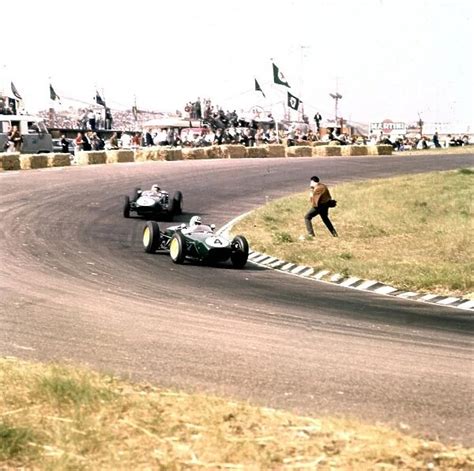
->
[1,0,473,127]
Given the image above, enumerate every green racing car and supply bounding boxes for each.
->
[142,216,249,268]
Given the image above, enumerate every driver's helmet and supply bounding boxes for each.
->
[151,184,160,192]
[189,215,202,227]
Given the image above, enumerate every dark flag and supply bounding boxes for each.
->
[272,63,290,88]
[287,91,301,111]
[254,78,266,98]
[132,105,138,121]
[11,82,22,99]
[49,84,60,101]
[95,91,106,107]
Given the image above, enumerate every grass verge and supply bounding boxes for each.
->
[1,357,473,469]
[233,169,473,299]
[394,145,474,156]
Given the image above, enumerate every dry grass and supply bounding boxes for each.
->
[1,358,472,470]
[394,145,474,156]
[233,169,474,298]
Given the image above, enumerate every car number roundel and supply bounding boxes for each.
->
[205,236,229,248]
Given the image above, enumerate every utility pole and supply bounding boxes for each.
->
[329,92,342,126]
[329,76,342,128]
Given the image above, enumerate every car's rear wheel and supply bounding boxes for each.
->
[173,191,183,215]
[230,235,249,268]
[123,196,131,218]
[169,232,186,264]
[143,221,161,253]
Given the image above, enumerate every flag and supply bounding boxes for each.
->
[11,82,22,99]
[49,84,60,101]
[95,91,106,107]
[287,91,301,111]
[272,63,290,87]
[132,105,138,121]
[254,78,266,98]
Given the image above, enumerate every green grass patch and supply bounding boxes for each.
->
[234,169,474,298]
[35,365,116,408]
[1,358,473,469]
[0,422,37,461]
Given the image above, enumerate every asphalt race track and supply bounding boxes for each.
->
[1,153,473,445]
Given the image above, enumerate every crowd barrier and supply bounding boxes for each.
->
[0,144,393,171]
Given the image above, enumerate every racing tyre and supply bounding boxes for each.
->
[230,235,249,268]
[173,191,183,215]
[169,232,186,264]
[143,221,161,253]
[123,195,131,218]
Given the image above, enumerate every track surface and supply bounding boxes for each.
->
[1,154,473,445]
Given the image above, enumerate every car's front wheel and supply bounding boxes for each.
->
[123,196,131,218]
[230,235,249,268]
[143,221,161,253]
[169,232,186,264]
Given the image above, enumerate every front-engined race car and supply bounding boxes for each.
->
[142,218,249,268]
[123,186,183,221]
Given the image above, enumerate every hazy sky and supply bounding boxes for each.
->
[1,0,473,126]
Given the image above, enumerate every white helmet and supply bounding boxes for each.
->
[189,215,202,226]
[151,184,160,192]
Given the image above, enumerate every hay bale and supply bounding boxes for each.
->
[328,140,341,146]
[286,146,312,157]
[219,144,247,159]
[20,154,49,169]
[106,150,134,163]
[164,149,183,161]
[368,145,393,156]
[265,144,286,158]
[76,151,106,165]
[295,140,311,146]
[340,145,368,156]
[0,153,21,170]
[150,146,168,161]
[311,141,327,147]
[182,148,207,160]
[246,146,269,158]
[314,145,341,157]
[134,148,148,162]
[48,153,71,167]
[204,146,222,159]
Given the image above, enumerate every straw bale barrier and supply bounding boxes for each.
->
[368,145,393,156]
[48,153,71,167]
[265,144,286,158]
[295,140,311,146]
[204,146,222,159]
[182,148,207,160]
[219,144,247,159]
[340,145,369,156]
[76,151,107,165]
[328,140,341,146]
[0,153,21,170]
[162,148,182,161]
[20,154,49,170]
[106,150,134,164]
[246,146,269,158]
[311,141,327,147]
[286,146,312,157]
[134,148,155,162]
[314,145,342,157]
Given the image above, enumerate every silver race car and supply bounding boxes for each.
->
[123,184,183,221]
